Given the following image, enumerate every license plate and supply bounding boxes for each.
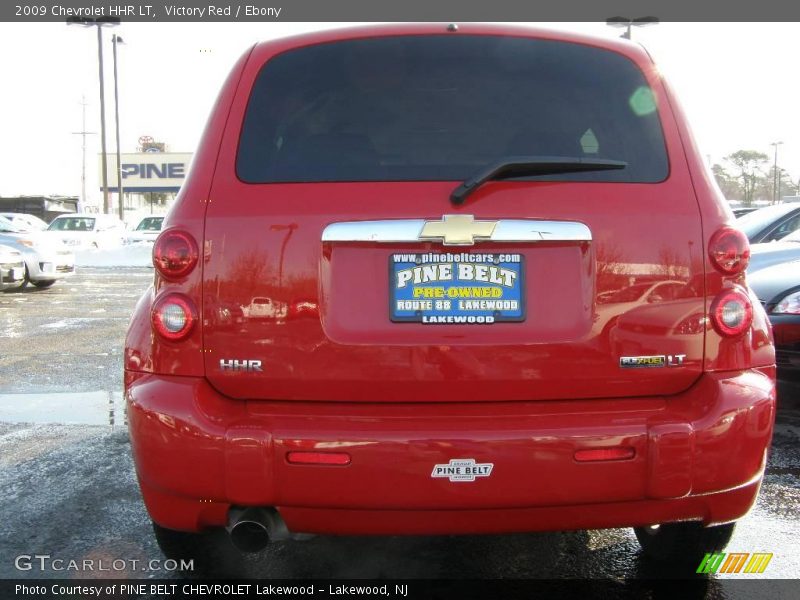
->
[11,267,23,280]
[390,252,525,324]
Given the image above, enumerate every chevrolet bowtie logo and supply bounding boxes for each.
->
[418,215,498,246]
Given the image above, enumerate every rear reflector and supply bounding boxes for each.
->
[574,447,635,462]
[287,451,351,466]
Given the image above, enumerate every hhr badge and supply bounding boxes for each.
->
[431,458,493,482]
[219,359,263,372]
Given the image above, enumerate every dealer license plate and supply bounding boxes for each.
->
[390,252,525,324]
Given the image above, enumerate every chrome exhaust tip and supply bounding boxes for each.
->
[227,507,271,553]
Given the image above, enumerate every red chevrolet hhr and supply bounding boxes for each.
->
[125,24,776,564]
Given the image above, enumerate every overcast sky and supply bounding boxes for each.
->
[1,22,798,204]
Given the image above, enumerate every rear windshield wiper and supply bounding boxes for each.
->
[450,156,627,205]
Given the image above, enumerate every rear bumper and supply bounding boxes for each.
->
[125,368,776,534]
[770,316,800,372]
[23,249,75,281]
[0,261,25,289]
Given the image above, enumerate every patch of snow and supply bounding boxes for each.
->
[40,317,101,330]
[0,390,125,426]
[74,244,153,267]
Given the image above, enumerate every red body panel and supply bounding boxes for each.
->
[200,25,707,402]
[124,24,776,536]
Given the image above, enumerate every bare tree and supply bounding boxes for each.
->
[711,163,742,201]
[724,150,768,206]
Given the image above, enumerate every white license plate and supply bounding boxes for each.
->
[11,267,23,280]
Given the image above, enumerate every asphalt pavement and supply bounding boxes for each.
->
[0,267,798,584]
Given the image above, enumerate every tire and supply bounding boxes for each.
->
[19,265,30,289]
[152,522,252,576]
[31,280,56,289]
[634,521,736,564]
[152,522,215,565]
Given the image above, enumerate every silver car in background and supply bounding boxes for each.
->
[124,216,164,245]
[748,228,800,273]
[0,243,25,291]
[0,216,75,288]
[0,212,49,232]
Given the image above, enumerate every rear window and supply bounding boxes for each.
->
[237,35,668,184]
[136,217,164,231]
[48,217,95,231]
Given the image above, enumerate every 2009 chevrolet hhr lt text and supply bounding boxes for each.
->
[125,24,776,564]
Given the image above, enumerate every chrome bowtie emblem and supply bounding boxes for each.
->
[418,215,498,246]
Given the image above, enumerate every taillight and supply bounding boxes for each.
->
[709,287,753,337]
[708,227,750,275]
[153,230,198,279]
[674,312,707,335]
[152,293,197,341]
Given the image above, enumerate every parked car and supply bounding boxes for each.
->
[46,213,125,249]
[748,261,800,374]
[731,207,759,218]
[748,228,800,273]
[0,215,75,288]
[0,243,25,291]
[594,280,687,346]
[126,25,776,566]
[607,276,715,367]
[125,216,165,245]
[736,202,800,243]
[0,212,49,231]
[241,296,286,320]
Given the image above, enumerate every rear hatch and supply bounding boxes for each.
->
[202,32,705,402]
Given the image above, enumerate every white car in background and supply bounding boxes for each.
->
[0,212,49,231]
[0,216,75,288]
[0,243,25,291]
[748,228,800,273]
[124,216,164,244]
[47,213,126,249]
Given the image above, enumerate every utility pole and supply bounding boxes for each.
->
[112,34,125,221]
[770,141,783,204]
[96,24,111,214]
[67,16,119,215]
[71,95,96,213]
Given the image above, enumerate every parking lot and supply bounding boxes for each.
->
[1,267,799,582]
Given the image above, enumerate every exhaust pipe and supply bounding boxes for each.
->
[226,507,294,553]
[227,507,272,553]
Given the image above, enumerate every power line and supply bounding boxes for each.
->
[71,95,96,212]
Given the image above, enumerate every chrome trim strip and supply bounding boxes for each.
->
[492,220,592,242]
[322,220,426,243]
[322,219,592,244]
